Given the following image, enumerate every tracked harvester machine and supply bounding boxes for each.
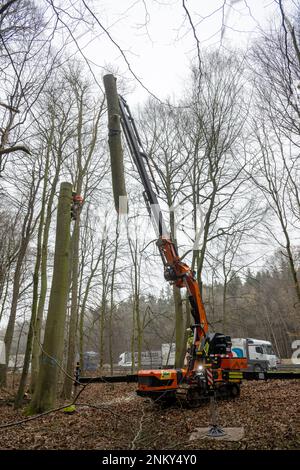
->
[98,75,248,407]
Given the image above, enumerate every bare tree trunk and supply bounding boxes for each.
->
[136,291,142,369]
[78,219,102,370]
[0,267,11,323]
[0,181,37,386]
[131,299,136,374]
[99,236,108,370]
[27,182,72,414]
[127,227,142,371]
[99,301,106,370]
[15,157,49,407]
[30,156,60,393]
[14,223,43,407]
[222,280,228,332]
[12,320,25,389]
[62,72,103,389]
[109,217,120,375]
[62,208,81,398]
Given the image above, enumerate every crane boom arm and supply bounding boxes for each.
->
[119,96,208,350]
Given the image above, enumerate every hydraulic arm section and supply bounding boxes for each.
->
[119,96,247,406]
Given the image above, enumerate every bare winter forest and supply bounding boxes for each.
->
[0,0,300,453]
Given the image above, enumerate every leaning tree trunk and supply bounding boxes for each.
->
[27,182,72,414]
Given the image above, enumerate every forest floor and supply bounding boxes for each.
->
[0,379,299,450]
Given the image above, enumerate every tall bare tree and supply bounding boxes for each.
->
[62,68,105,399]
[28,182,72,414]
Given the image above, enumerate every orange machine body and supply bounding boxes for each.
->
[137,369,186,394]
[137,357,248,397]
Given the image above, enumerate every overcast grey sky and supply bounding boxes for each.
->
[43,0,298,286]
[74,0,282,104]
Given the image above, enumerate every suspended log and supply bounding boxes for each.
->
[103,74,127,213]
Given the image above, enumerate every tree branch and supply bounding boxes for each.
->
[0,145,31,156]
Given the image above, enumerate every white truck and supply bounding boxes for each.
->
[231,338,277,371]
[118,343,175,369]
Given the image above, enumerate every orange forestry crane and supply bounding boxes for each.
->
[118,96,247,406]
